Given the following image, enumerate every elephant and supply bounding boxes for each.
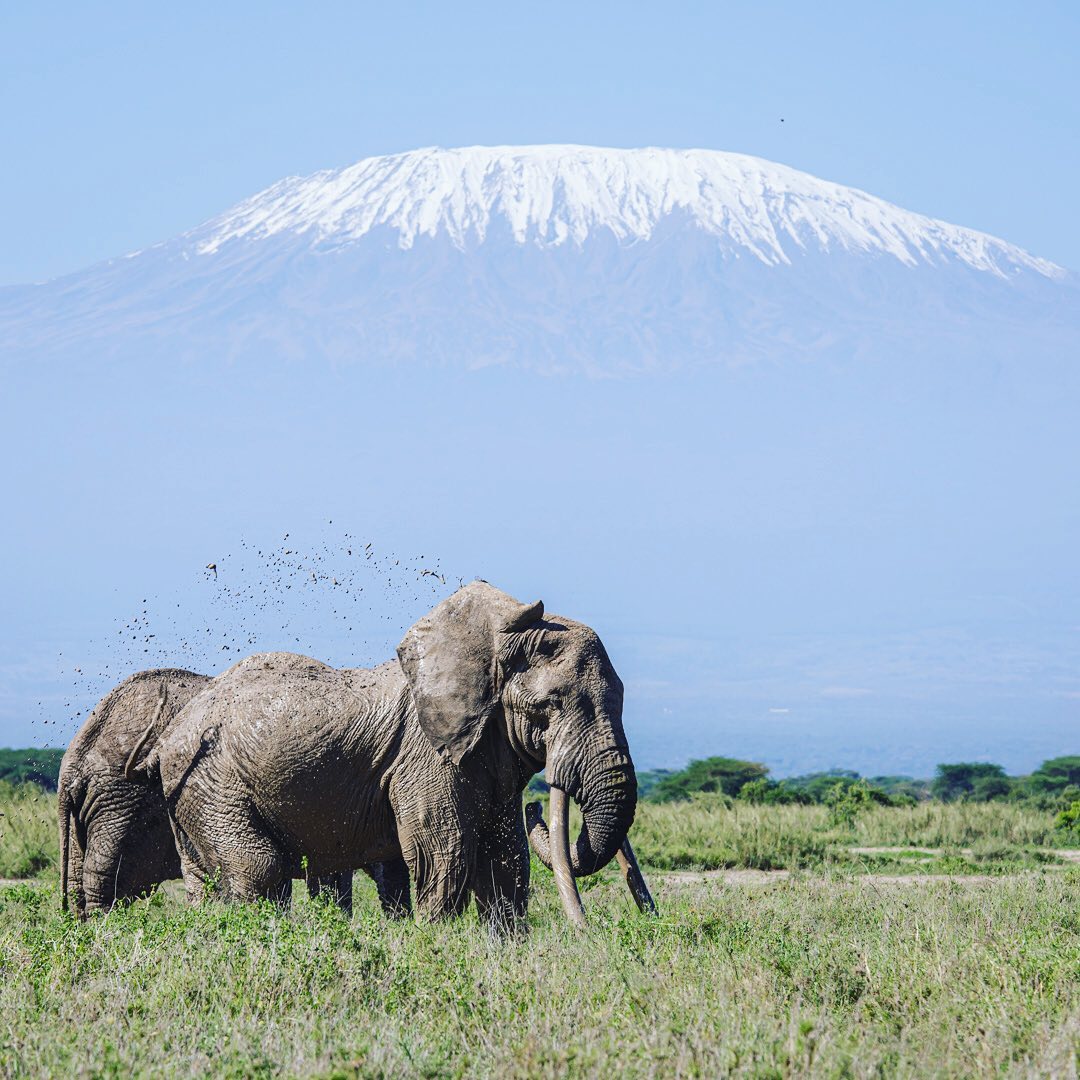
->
[62,668,410,919]
[140,580,654,925]
[58,668,210,917]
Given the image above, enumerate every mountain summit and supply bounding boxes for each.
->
[1,145,1075,374]
[188,145,1059,279]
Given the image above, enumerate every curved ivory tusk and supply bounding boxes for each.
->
[548,787,586,930]
[525,800,553,866]
[615,838,658,915]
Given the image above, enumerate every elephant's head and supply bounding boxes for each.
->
[397,580,653,922]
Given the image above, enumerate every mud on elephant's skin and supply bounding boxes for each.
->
[58,669,210,918]
[152,580,654,925]
[61,670,405,920]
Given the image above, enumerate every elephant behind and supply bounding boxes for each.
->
[149,580,653,925]
[58,668,210,917]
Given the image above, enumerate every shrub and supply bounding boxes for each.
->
[825,779,875,828]
[649,757,768,803]
[737,778,810,806]
[1054,800,1080,834]
[931,763,1007,802]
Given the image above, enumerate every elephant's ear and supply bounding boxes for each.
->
[397,580,544,764]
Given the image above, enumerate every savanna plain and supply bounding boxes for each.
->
[1,783,1078,1078]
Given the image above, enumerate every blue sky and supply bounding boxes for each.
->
[2,4,1078,773]
[2,2,1078,285]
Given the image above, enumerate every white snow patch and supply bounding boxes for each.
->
[176,145,1059,279]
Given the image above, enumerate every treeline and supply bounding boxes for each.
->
[638,755,1080,810]
[5,747,1080,814]
[0,749,65,792]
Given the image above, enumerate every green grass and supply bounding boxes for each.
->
[3,785,1079,1075]
[0,871,1077,1076]
[4,787,1077,882]
[0,782,56,879]
[630,796,1079,874]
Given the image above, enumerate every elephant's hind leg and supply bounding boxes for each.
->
[174,789,291,908]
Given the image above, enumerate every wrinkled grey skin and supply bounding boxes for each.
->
[151,581,636,923]
[63,670,406,920]
[58,669,210,918]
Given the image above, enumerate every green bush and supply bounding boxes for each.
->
[1054,800,1080,834]
[649,756,768,802]
[825,779,876,828]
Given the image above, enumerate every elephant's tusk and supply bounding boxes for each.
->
[525,799,553,867]
[547,787,587,930]
[615,838,658,915]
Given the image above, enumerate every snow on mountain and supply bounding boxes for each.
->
[0,145,1074,375]
[186,145,1060,279]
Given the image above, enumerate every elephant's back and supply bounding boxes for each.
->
[164,652,405,868]
[159,652,379,784]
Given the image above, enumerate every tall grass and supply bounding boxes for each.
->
[0,782,56,879]
[630,795,1077,871]
[1,787,1074,881]
[0,872,1077,1076]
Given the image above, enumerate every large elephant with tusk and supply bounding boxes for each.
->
[145,580,654,925]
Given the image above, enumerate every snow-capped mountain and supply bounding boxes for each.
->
[0,145,1075,373]
[188,146,1058,278]
[5,147,1080,773]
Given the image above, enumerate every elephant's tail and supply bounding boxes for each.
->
[59,783,72,914]
[124,682,167,783]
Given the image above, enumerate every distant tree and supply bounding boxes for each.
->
[971,774,1013,802]
[868,775,932,801]
[930,763,1007,802]
[636,769,675,799]
[782,770,861,804]
[1027,756,1080,795]
[0,748,64,792]
[649,757,768,803]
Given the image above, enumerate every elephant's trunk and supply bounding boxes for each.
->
[533,747,637,877]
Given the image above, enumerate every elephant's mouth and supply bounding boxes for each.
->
[525,789,656,927]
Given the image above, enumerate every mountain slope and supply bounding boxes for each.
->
[0,145,1075,374]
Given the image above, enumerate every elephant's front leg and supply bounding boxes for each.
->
[473,799,530,932]
[393,772,473,921]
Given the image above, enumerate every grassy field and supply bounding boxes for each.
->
[5,782,1075,881]
[1,784,1079,1076]
[632,797,1079,875]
